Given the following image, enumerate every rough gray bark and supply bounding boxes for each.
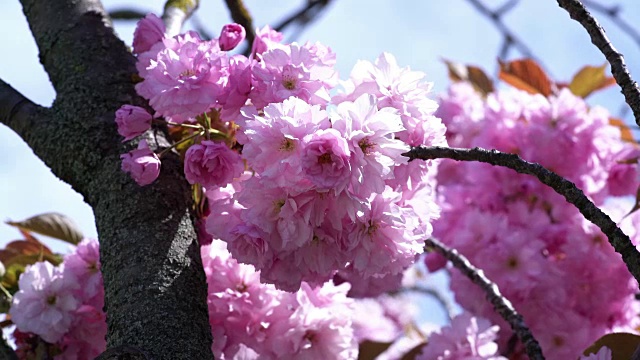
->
[0,0,213,358]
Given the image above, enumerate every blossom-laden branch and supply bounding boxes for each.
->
[425,238,545,360]
[163,0,199,37]
[556,0,640,127]
[406,146,640,288]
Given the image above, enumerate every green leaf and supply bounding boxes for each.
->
[6,213,83,245]
[569,63,617,98]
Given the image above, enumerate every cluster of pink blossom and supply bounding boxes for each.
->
[116,13,446,292]
[202,239,357,359]
[9,239,106,359]
[430,82,640,358]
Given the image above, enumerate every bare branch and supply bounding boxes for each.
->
[223,0,255,49]
[163,0,199,37]
[425,238,545,360]
[401,286,456,320]
[109,8,147,21]
[582,0,640,48]
[0,79,50,140]
[273,0,332,41]
[556,0,640,127]
[405,146,640,288]
[463,0,547,71]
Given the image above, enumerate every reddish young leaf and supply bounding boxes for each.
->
[569,63,617,98]
[610,117,636,143]
[498,58,553,96]
[443,59,494,96]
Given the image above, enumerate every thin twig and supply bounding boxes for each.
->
[581,0,640,48]
[109,9,147,21]
[401,286,456,320]
[463,0,548,72]
[425,238,545,360]
[405,146,640,288]
[163,0,199,37]
[223,0,255,49]
[556,0,640,127]
[273,0,332,42]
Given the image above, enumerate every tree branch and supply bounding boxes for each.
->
[223,0,255,49]
[581,0,640,48]
[464,0,547,71]
[425,238,545,360]
[16,0,212,358]
[556,0,640,127]
[405,146,640,289]
[0,79,50,139]
[400,286,455,320]
[163,0,199,37]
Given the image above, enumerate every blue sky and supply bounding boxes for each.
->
[0,0,639,272]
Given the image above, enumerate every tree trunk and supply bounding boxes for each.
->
[0,0,213,358]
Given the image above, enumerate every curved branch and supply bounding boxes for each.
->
[0,79,50,139]
[163,0,199,37]
[556,0,640,127]
[223,0,255,48]
[425,238,545,360]
[405,146,640,288]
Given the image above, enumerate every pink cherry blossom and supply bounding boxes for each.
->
[251,25,284,57]
[120,140,161,186]
[115,104,152,141]
[10,262,79,343]
[184,140,244,188]
[219,23,246,51]
[418,312,506,360]
[135,31,227,120]
[250,43,337,108]
[132,13,165,54]
[301,128,351,193]
[63,238,103,307]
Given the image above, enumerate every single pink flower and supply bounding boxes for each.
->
[184,140,244,188]
[9,262,79,343]
[115,105,152,141]
[301,128,351,193]
[132,13,165,54]
[219,23,246,51]
[120,140,161,186]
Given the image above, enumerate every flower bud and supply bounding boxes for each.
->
[115,105,153,141]
[120,140,161,186]
[219,23,246,51]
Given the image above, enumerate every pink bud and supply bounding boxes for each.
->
[132,13,166,54]
[115,105,153,141]
[120,140,161,186]
[219,23,246,51]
